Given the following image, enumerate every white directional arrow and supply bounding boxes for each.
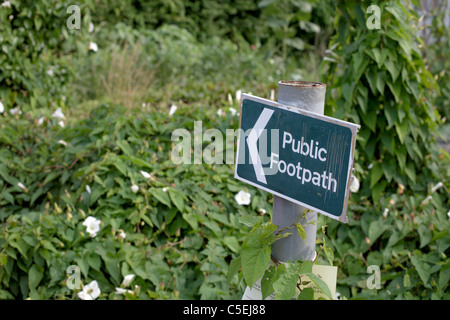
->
[247,108,274,184]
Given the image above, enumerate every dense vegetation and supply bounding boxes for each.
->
[0,0,448,300]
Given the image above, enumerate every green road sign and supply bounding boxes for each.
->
[235,94,360,223]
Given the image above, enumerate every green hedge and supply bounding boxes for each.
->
[0,103,273,299]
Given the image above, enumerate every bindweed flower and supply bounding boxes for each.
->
[51,108,65,120]
[0,101,4,114]
[121,274,135,287]
[169,105,177,116]
[350,174,359,193]
[131,184,139,193]
[89,42,98,52]
[162,187,168,192]
[85,185,91,194]
[78,280,100,300]
[257,208,267,215]
[88,22,94,33]
[115,287,133,295]
[382,208,389,219]
[1,1,11,8]
[82,216,101,238]
[9,107,21,115]
[229,107,238,116]
[17,182,27,192]
[217,108,224,117]
[58,120,65,128]
[117,230,126,239]
[140,170,152,179]
[235,90,242,102]
[235,190,251,205]
[37,117,45,126]
[227,93,233,104]
[57,140,67,147]
[447,210,450,219]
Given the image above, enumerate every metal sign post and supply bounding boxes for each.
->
[272,81,326,263]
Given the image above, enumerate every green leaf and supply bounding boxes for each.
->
[261,264,284,300]
[384,58,400,82]
[241,223,277,287]
[372,180,387,203]
[368,219,387,243]
[411,254,430,284]
[370,163,383,188]
[28,264,44,290]
[273,263,299,300]
[297,287,314,300]
[305,272,333,300]
[418,224,431,248]
[362,109,377,132]
[376,71,386,95]
[227,256,241,284]
[386,79,402,103]
[299,261,313,274]
[241,245,272,288]
[150,187,171,207]
[168,188,185,212]
[223,236,240,253]
[405,162,416,183]
[296,223,307,243]
[324,246,334,266]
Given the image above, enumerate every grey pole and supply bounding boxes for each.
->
[271,81,327,263]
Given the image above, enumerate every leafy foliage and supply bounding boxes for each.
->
[0,103,273,299]
[322,0,443,202]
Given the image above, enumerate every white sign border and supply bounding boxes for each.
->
[234,93,360,223]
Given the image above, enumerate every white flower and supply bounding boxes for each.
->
[227,93,233,104]
[217,108,223,117]
[82,216,101,238]
[9,107,21,115]
[58,120,65,128]
[1,1,11,8]
[51,108,65,120]
[85,185,91,194]
[350,174,359,193]
[140,170,152,179]
[229,107,238,116]
[78,280,101,300]
[235,89,242,102]
[258,208,267,214]
[162,187,168,192]
[131,184,139,193]
[382,208,389,218]
[117,231,126,239]
[368,163,373,170]
[114,287,133,295]
[447,210,450,219]
[46,68,54,77]
[431,182,443,193]
[235,190,251,205]
[89,42,98,52]
[421,195,432,206]
[169,104,177,116]
[37,117,45,125]
[17,182,27,191]
[0,101,4,114]
[57,140,67,147]
[121,274,135,287]
[88,22,94,33]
